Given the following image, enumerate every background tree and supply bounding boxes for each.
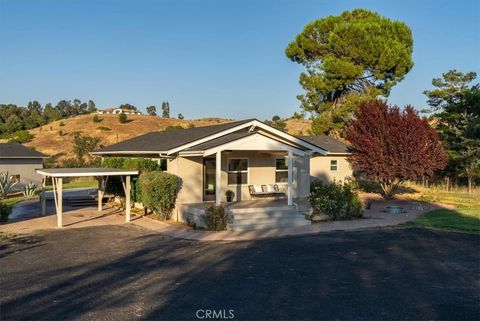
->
[435,85,480,192]
[118,112,128,124]
[286,9,413,137]
[161,101,170,118]
[146,105,157,116]
[264,115,287,131]
[423,70,477,113]
[119,103,137,111]
[178,113,184,119]
[4,114,23,133]
[72,132,101,165]
[347,101,447,198]
[87,100,97,113]
[43,103,62,123]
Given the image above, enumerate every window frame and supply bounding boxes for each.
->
[227,157,249,186]
[330,159,338,172]
[275,156,289,184]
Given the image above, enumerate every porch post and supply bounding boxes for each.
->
[97,176,104,211]
[125,175,131,222]
[287,151,293,206]
[215,151,221,206]
[56,177,63,227]
[41,176,46,216]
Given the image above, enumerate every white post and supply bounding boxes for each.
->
[41,176,46,216]
[215,151,221,206]
[57,177,63,227]
[125,175,131,222]
[97,177,104,211]
[287,151,293,206]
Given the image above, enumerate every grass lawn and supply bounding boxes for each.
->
[44,180,96,190]
[406,187,480,232]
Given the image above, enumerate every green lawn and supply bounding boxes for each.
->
[44,180,96,190]
[408,188,480,233]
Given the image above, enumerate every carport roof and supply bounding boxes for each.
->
[36,168,139,177]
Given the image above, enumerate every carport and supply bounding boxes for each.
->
[36,168,139,227]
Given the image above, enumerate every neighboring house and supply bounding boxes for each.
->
[97,108,142,115]
[0,143,49,187]
[92,119,352,228]
[299,135,352,183]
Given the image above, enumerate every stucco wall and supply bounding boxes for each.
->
[310,155,352,183]
[0,158,44,185]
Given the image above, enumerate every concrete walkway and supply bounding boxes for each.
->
[0,197,441,240]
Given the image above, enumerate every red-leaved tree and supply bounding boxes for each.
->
[347,100,447,198]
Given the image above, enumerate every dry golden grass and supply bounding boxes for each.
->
[20,114,310,160]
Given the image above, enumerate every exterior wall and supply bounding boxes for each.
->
[0,158,44,186]
[167,156,204,222]
[310,155,352,183]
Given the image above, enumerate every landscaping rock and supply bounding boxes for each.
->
[310,213,330,222]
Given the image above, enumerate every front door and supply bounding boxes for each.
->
[203,158,216,201]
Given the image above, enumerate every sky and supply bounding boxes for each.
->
[0,0,479,120]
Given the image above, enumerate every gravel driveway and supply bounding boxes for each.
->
[1,226,479,321]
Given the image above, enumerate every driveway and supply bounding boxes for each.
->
[1,226,479,321]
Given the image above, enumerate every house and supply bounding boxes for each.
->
[97,108,142,115]
[91,119,352,230]
[0,143,49,187]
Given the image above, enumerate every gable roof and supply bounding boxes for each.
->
[0,143,49,158]
[298,135,351,154]
[92,119,255,154]
[92,119,328,156]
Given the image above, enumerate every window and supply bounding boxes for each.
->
[159,159,167,171]
[330,160,338,171]
[228,158,248,185]
[275,157,288,183]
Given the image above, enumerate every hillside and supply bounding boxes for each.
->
[20,114,311,161]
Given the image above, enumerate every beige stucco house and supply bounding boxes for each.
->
[0,143,49,187]
[92,119,352,230]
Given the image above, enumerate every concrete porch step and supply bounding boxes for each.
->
[229,219,311,232]
[228,205,296,214]
[233,213,308,224]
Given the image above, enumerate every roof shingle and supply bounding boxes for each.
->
[0,143,49,158]
[298,135,351,154]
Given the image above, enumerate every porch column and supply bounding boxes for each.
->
[215,151,221,206]
[125,175,131,222]
[287,151,293,206]
[52,177,63,228]
[97,176,104,211]
[41,176,46,216]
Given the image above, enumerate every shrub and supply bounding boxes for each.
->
[0,202,12,222]
[59,121,65,126]
[7,130,35,143]
[202,205,233,231]
[22,182,38,197]
[0,172,18,199]
[165,125,184,131]
[102,157,162,202]
[92,115,101,123]
[138,171,179,220]
[118,113,127,124]
[97,126,111,131]
[309,180,363,220]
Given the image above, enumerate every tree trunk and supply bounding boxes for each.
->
[468,175,473,194]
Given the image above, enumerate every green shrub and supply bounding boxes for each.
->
[118,113,127,124]
[22,182,38,197]
[0,172,18,199]
[96,126,111,131]
[102,157,162,201]
[165,125,184,131]
[92,115,101,123]
[0,202,12,222]
[309,180,363,220]
[202,205,233,231]
[59,121,65,126]
[7,130,35,143]
[138,171,179,220]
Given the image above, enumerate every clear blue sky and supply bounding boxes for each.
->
[0,0,479,119]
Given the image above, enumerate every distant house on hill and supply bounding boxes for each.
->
[97,108,142,115]
[0,143,49,186]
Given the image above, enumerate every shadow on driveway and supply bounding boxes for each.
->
[0,226,479,321]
